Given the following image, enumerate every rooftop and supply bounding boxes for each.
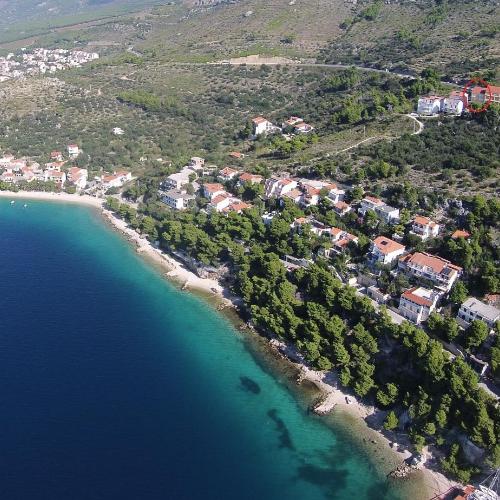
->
[414,215,437,227]
[403,252,461,274]
[451,229,470,239]
[402,287,436,307]
[373,236,405,255]
[461,297,500,322]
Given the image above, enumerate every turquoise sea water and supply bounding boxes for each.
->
[0,199,402,500]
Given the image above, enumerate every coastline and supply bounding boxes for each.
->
[0,190,459,499]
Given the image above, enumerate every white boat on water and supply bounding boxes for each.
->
[10,200,15,204]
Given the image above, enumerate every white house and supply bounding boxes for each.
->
[101,171,132,189]
[50,150,63,161]
[442,91,465,115]
[67,144,80,159]
[252,116,275,136]
[457,298,500,330]
[410,216,440,240]
[218,166,239,182]
[222,200,252,214]
[327,184,345,204]
[282,116,304,129]
[359,196,399,223]
[164,167,197,190]
[332,201,352,216]
[202,183,226,200]
[376,204,400,223]
[45,169,66,186]
[112,127,124,135]
[359,195,385,215]
[238,172,263,185]
[370,236,406,265]
[208,193,232,212]
[261,212,276,226]
[161,189,195,210]
[398,252,462,292]
[417,95,443,115]
[398,287,439,324]
[293,122,314,134]
[67,167,88,190]
[264,177,298,198]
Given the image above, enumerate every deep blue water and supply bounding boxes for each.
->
[0,199,401,500]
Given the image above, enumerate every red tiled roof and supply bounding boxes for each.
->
[204,183,224,193]
[334,201,349,210]
[364,195,384,205]
[239,172,263,183]
[283,188,302,199]
[414,215,437,227]
[405,252,462,273]
[211,193,230,205]
[220,167,237,176]
[252,116,267,124]
[451,229,470,239]
[373,236,405,255]
[402,287,433,307]
[226,201,251,212]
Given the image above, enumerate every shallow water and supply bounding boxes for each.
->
[0,199,404,499]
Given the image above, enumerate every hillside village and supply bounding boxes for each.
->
[0,60,498,488]
[0,145,131,194]
[1,95,498,391]
[0,48,98,82]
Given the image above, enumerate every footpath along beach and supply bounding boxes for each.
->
[0,190,459,499]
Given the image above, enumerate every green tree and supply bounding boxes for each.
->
[376,383,399,407]
[384,411,399,430]
[449,281,469,305]
[465,320,489,349]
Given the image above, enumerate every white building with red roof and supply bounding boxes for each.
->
[45,169,66,186]
[281,116,304,129]
[101,171,132,189]
[50,151,63,161]
[264,177,298,199]
[417,95,443,115]
[202,183,226,200]
[398,252,462,292]
[359,195,384,214]
[327,184,345,204]
[208,192,232,212]
[370,236,406,265]
[442,90,466,115]
[470,84,500,105]
[359,195,399,223]
[238,172,263,185]
[281,188,303,204]
[398,287,439,324]
[252,116,275,136]
[293,121,314,134]
[410,216,440,240]
[332,201,352,216]
[217,167,239,182]
[222,201,252,214]
[67,167,88,190]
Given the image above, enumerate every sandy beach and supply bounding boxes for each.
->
[0,189,460,499]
